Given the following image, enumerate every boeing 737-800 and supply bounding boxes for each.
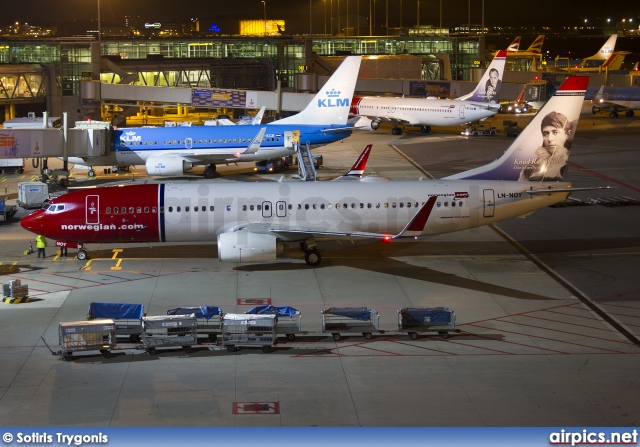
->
[349,51,507,135]
[21,76,592,266]
[66,56,362,179]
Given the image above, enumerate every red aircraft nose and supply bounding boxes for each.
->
[20,209,46,235]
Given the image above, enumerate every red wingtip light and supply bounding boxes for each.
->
[383,235,391,242]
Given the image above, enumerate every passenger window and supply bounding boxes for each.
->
[121,207,126,213]
[194,206,198,212]
[399,203,404,208]
[250,205,254,211]
[359,203,364,209]
[210,206,214,211]
[136,207,142,213]
[297,204,301,210]
[185,206,190,212]
[336,204,340,209]
[144,207,149,213]
[407,203,411,208]
[313,204,317,209]
[444,202,449,207]
[305,204,309,210]
[367,203,372,209]
[376,203,380,209]
[129,207,134,213]
[257,205,262,211]
[265,204,270,211]
[242,205,247,211]
[168,207,173,212]
[392,203,396,208]
[436,202,441,207]
[226,205,231,211]
[177,206,181,212]
[458,201,463,207]
[321,204,325,209]
[106,207,111,213]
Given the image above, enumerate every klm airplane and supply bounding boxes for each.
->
[69,56,362,178]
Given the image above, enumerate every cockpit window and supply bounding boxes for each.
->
[47,204,65,212]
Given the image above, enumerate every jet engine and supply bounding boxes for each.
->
[217,231,283,263]
[145,156,193,176]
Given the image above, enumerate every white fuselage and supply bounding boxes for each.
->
[158,180,569,242]
[355,96,496,127]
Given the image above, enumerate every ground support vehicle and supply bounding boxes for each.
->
[245,305,305,341]
[57,319,116,361]
[397,307,456,339]
[461,126,500,137]
[221,314,277,353]
[321,307,380,341]
[141,315,198,354]
[166,306,223,342]
[17,182,48,209]
[0,199,18,222]
[0,158,25,174]
[87,302,144,342]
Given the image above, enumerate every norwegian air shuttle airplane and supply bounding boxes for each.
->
[66,56,362,179]
[21,76,590,266]
[350,50,507,135]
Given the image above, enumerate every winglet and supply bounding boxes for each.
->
[392,196,438,239]
[241,127,267,154]
[345,144,372,178]
[251,106,266,125]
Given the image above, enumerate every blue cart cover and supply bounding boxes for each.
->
[324,307,374,321]
[166,306,223,321]
[400,307,454,324]
[88,302,144,320]
[245,305,300,318]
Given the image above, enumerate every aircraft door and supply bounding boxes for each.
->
[459,105,466,119]
[86,194,100,224]
[185,138,193,149]
[483,189,495,217]
[262,201,272,218]
[276,201,287,218]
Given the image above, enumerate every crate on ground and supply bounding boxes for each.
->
[321,307,380,341]
[58,319,116,361]
[141,315,197,354]
[221,313,277,353]
[245,305,303,341]
[87,302,144,342]
[166,306,223,342]
[2,279,28,299]
[397,307,456,339]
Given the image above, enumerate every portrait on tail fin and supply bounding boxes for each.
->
[484,68,502,103]
[518,111,578,182]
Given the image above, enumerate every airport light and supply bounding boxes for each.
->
[262,1,266,36]
[324,0,327,36]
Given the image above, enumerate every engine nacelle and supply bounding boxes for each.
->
[145,157,193,176]
[217,231,282,263]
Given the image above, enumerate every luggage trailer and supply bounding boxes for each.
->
[166,306,223,342]
[56,319,117,361]
[87,302,144,342]
[397,307,456,340]
[321,307,381,341]
[221,313,277,353]
[141,315,198,355]
[245,305,305,341]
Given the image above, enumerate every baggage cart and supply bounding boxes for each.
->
[221,313,277,353]
[58,319,116,361]
[321,307,380,341]
[166,306,223,342]
[141,315,197,354]
[245,305,303,341]
[397,307,456,339]
[87,302,144,342]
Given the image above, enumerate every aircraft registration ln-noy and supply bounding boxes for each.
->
[21,76,591,266]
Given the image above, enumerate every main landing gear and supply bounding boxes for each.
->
[203,164,217,179]
[300,241,321,266]
[420,125,431,133]
[391,126,403,135]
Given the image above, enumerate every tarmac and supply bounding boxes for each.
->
[0,114,639,427]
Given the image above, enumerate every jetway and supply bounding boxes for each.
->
[0,121,111,159]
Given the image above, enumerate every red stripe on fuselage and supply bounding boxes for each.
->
[20,184,161,244]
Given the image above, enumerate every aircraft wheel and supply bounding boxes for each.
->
[304,249,322,266]
[626,110,634,117]
[420,125,431,133]
[203,168,216,179]
[490,131,496,136]
[88,169,95,178]
[391,127,403,136]
[610,111,618,119]
[592,106,599,115]
[77,250,88,261]
[473,131,479,136]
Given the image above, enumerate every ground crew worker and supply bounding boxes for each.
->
[36,234,46,258]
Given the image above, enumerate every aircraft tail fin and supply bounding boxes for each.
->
[345,144,371,178]
[459,50,506,103]
[593,34,617,61]
[274,56,362,126]
[251,106,266,125]
[507,36,521,52]
[445,76,589,182]
[600,51,629,70]
[525,35,545,54]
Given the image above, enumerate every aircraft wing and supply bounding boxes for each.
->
[361,114,422,126]
[227,196,438,241]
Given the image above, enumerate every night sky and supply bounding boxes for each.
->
[3,0,638,35]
